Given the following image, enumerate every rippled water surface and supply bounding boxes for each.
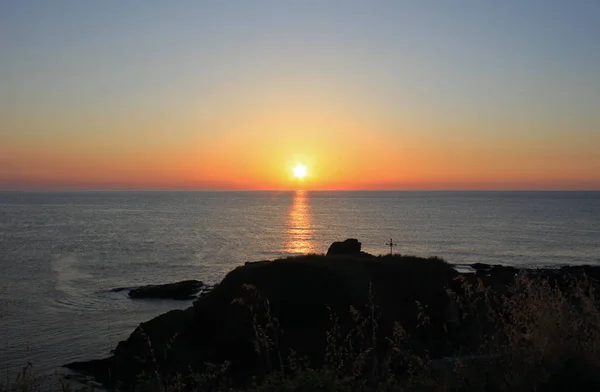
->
[1,191,599,373]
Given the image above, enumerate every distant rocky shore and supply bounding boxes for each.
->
[65,239,600,391]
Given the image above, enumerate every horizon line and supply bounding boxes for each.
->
[1,189,599,193]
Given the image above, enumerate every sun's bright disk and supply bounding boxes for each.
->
[292,163,308,179]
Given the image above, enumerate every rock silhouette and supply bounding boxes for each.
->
[326,238,362,256]
[112,280,204,300]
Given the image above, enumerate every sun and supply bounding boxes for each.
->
[292,163,308,179]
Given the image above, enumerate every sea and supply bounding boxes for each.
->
[0,191,599,376]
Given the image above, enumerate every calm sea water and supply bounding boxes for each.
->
[1,191,599,374]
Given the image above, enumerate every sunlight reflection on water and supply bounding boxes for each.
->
[286,190,315,254]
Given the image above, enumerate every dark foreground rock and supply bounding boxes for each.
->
[67,252,457,388]
[112,280,204,300]
[66,240,600,390]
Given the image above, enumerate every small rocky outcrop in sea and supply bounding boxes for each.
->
[326,238,362,256]
[112,280,204,300]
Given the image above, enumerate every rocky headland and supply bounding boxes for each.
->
[65,240,600,391]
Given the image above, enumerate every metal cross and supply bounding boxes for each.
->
[386,238,397,255]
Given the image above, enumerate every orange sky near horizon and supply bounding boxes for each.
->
[3,99,599,191]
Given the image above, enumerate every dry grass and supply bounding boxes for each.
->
[0,362,91,392]
[4,273,600,392]
[233,273,600,392]
[449,273,600,391]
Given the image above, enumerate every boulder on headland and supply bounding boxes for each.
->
[326,238,362,256]
[123,280,203,300]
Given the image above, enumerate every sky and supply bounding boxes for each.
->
[1,1,599,190]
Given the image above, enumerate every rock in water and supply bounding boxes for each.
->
[128,280,203,300]
[326,238,362,256]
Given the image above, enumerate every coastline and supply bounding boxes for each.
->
[60,241,600,391]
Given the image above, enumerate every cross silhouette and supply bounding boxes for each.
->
[385,238,397,255]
